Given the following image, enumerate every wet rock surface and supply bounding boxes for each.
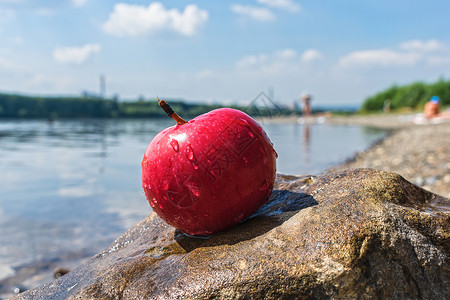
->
[12,169,450,299]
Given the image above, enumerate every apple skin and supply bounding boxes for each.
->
[141,108,277,235]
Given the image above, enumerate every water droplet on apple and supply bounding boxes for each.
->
[190,186,200,197]
[243,156,248,165]
[186,145,195,161]
[167,158,172,167]
[260,179,269,192]
[149,200,156,208]
[237,118,249,126]
[248,131,254,138]
[273,148,278,158]
[193,165,199,170]
[170,139,179,152]
[234,213,245,223]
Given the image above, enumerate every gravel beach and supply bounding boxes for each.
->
[327,114,450,198]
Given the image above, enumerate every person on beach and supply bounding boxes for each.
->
[424,96,440,118]
[300,93,312,117]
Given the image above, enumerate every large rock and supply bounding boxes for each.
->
[13,169,450,299]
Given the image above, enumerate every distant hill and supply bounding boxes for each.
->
[361,78,450,112]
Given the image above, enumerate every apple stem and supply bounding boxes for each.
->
[158,97,188,125]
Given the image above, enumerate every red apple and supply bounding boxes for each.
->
[141,99,277,235]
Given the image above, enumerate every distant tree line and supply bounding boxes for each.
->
[0,94,120,118]
[361,78,450,112]
[0,93,294,119]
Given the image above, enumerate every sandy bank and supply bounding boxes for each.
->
[327,114,450,198]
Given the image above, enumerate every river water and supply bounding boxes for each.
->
[0,118,385,296]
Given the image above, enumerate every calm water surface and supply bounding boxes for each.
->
[0,118,384,293]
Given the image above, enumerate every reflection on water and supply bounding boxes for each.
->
[0,118,385,295]
[303,123,311,160]
[262,121,385,175]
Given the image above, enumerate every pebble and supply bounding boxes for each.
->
[53,267,70,279]
[444,174,450,183]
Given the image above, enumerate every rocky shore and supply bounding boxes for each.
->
[327,114,450,198]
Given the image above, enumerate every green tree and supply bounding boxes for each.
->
[361,79,450,112]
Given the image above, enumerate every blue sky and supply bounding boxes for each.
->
[0,0,449,106]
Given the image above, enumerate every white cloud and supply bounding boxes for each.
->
[339,49,421,67]
[400,39,445,52]
[102,2,209,37]
[71,0,88,8]
[230,4,275,21]
[275,48,297,59]
[236,48,322,71]
[426,55,450,66]
[338,39,450,68]
[34,7,54,16]
[236,53,269,68]
[196,69,214,79]
[301,49,323,63]
[53,44,101,65]
[236,48,304,76]
[257,0,301,12]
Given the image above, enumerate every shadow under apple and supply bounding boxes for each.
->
[174,189,318,252]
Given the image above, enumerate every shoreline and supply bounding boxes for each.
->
[326,114,450,198]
